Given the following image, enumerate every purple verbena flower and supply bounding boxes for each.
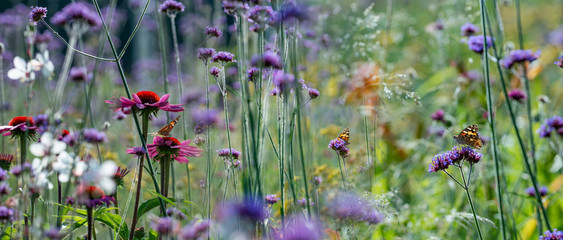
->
[282,216,322,240]
[212,51,236,64]
[538,116,563,138]
[328,192,384,225]
[554,55,563,68]
[150,217,179,236]
[466,35,493,54]
[247,67,259,82]
[217,148,241,160]
[51,2,101,28]
[501,49,540,69]
[272,70,295,96]
[69,67,89,82]
[328,138,350,158]
[204,26,222,38]
[247,5,278,32]
[159,0,185,14]
[209,67,221,78]
[83,128,107,144]
[29,6,47,24]
[251,50,283,69]
[539,229,563,240]
[428,153,452,172]
[308,88,320,99]
[265,194,279,205]
[44,227,62,240]
[0,206,16,223]
[460,22,479,36]
[526,186,548,198]
[508,89,526,103]
[197,48,216,62]
[431,109,445,122]
[179,219,211,240]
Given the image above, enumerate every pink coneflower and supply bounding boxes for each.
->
[147,135,203,163]
[75,184,115,208]
[105,91,184,116]
[0,116,37,139]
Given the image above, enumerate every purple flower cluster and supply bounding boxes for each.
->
[33,114,49,135]
[51,2,101,28]
[83,128,107,144]
[70,67,89,82]
[508,89,526,103]
[217,148,241,160]
[151,217,179,236]
[197,48,216,62]
[328,138,350,158]
[159,0,185,14]
[539,229,563,240]
[428,146,483,172]
[272,70,296,96]
[251,51,283,69]
[501,49,540,69]
[555,55,563,68]
[166,207,187,220]
[0,206,16,223]
[222,0,249,16]
[460,22,479,36]
[538,116,563,138]
[466,35,493,54]
[212,51,236,64]
[29,6,47,24]
[179,219,211,240]
[204,26,222,38]
[247,5,278,32]
[209,67,221,78]
[247,67,259,82]
[431,109,445,122]
[525,186,548,197]
[265,194,280,205]
[308,88,320,99]
[328,192,384,225]
[282,216,322,240]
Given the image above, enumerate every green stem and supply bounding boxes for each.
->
[204,62,212,221]
[87,208,93,240]
[128,114,149,240]
[478,3,506,239]
[460,166,484,240]
[220,64,234,202]
[336,154,347,190]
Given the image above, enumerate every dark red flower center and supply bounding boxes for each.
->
[162,137,181,146]
[8,116,35,126]
[136,91,161,104]
[61,129,70,137]
[78,185,105,200]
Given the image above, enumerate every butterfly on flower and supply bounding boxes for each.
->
[452,124,483,150]
[156,115,181,137]
[338,128,350,145]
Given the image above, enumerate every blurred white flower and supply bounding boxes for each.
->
[30,132,67,157]
[30,51,54,78]
[7,56,35,83]
[81,160,117,195]
[52,151,80,182]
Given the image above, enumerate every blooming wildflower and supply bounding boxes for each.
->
[212,51,236,64]
[79,160,118,195]
[7,56,35,83]
[179,219,211,240]
[105,91,184,116]
[30,52,55,78]
[126,146,147,158]
[555,55,563,68]
[166,207,187,220]
[83,128,107,144]
[44,227,62,240]
[210,67,221,78]
[313,176,322,186]
[265,194,280,205]
[65,196,75,206]
[232,160,241,168]
[217,148,241,160]
[251,51,283,69]
[69,67,88,82]
[526,186,548,197]
[204,26,222,38]
[113,167,130,188]
[501,49,540,69]
[297,198,313,206]
[29,6,47,24]
[151,217,179,236]
[460,22,479,36]
[0,169,8,182]
[466,35,493,54]
[308,88,320,99]
[0,154,13,171]
[538,116,563,138]
[328,138,350,158]
[61,130,78,147]
[431,109,445,122]
[272,70,296,96]
[280,1,309,24]
[0,183,11,196]
[328,192,383,225]
[197,48,216,62]
[247,67,259,82]
[247,5,278,32]
[428,153,452,172]
[282,216,322,240]
[147,135,203,163]
[114,111,127,120]
[33,114,49,135]
[508,89,526,103]
[0,206,16,223]
[191,108,219,130]
[222,0,249,16]
[0,116,37,140]
[539,229,563,240]
[75,184,115,208]
[159,0,185,14]
[51,2,101,29]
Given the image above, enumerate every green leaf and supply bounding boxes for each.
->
[95,211,130,240]
[59,216,88,239]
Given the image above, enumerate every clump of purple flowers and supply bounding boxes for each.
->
[251,51,283,69]
[247,5,278,32]
[539,229,563,240]
[150,217,179,236]
[204,26,222,38]
[428,146,482,172]
[282,216,322,240]
[466,35,493,54]
[265,194,280,205]
[526,186,548,197]
[159,0,185,14]
[508,89,526,103]
[217,148,241,160]
[329,138,350,158]
[212,51,236,64]
[328,192,384,225]
[538,116,563,138]
[460,22,479,37]
[272,70,296,96]
[83,128,107,144]
[179,219,211,240]
[501,49,540,69]
[29,6,47,24]
[555,55,563,68]
[197,48,216,63]
[51,2,101,29]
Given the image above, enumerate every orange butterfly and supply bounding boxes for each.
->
[338,128,350,144]
[157,115,181,137]
[453,124,483,150]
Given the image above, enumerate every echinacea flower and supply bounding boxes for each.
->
[539,229,563,240]
[29,6,47,24]
[7,56,35,83]
[113,167,130,187]
[147,135,203,163]
[105,91,184,116]
[75,184,115,208]
[0,116,37,139]
[0,154,14,171]
[460,22,479,36]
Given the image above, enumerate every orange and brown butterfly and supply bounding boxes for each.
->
[452,124,483,150]
[337,128,350,144]
[155,115,181,137]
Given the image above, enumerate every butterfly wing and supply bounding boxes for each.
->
[157,115,181,137]
[454,124,482,149]
[338,128,350,144]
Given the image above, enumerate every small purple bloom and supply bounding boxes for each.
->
[209,67,221,78]
[44,227,62,239]
[150,217,178,236]
[313,176,322,186]
[328,138,350,158]
[538,116,563,138]
[508,89,526,103]
[83,128,107,144]
[501,49,540,69]
[431,109,445,122]
[272,70,295,95]
[197,48,216,62]
[217,148,241,160]
[51,2,101,28]
[265,194,280,205]
[204,26,222,38]
[69,67,89,82]
[247,67,259,82]
[526,186,548,197]
[466,35,493,54]
[282,216,322,240]
[179,220,210,240]
[328,192,383,225]
[460,22,479,36]
[0,169,8,181]
[251,51,283,69]
[126,146,147,158]
[308,88,320,99]
[0,183,11,196]
[539,229,563,240]
[212,51,236,63]
[555,55,563,68]
[159,0,185,14]
[428,153,452,172]
[0,206,16,223]
[29,6,47,24]
[247,5,278,32]
[166,207,187,220]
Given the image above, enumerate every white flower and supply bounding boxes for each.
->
[7,56,35,83]
[81,160,117,195]
[30,132,67,157]
[52,151,80,182]
[30,51,54,78]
